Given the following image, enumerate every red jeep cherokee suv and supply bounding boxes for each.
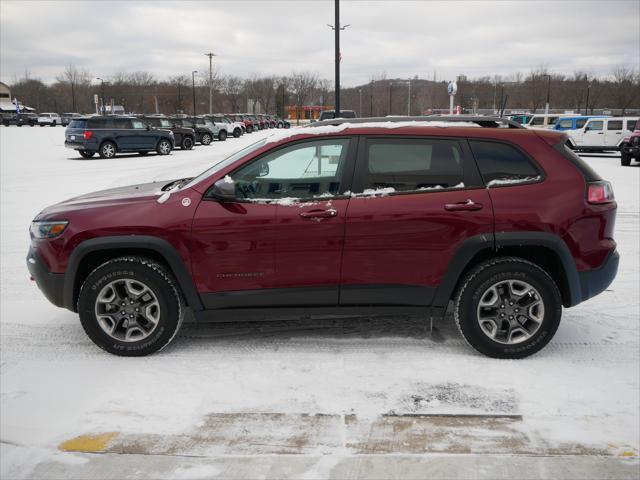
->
[27,119,619,357]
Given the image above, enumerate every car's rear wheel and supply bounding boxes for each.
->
[233,128,241,138]
[77,257,184,356]
[218,130,227,141]
[181,136,194,150]
[201,133,212,145]
[156,139,172,155]
[454,257,562,359]
[99,141,117,159]
[621,151,632,166]
[247,126,253,133]
[79,150,95,158]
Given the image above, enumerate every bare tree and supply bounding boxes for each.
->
[222,75,245,113]
[288,71,318,124]
[55,64,91,112]
[611,65,638,115]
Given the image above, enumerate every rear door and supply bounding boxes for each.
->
[604,119,624,147]
[340,136,493,306]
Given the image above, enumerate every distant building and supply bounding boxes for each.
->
[286,105,333,120]
[0,81,35,113]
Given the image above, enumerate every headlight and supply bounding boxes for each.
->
[30,221,69,239]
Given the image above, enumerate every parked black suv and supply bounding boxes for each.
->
[141,116,196,150]
[318,110,357,121]
[169,117,214,145]
[65,116,174,159]
[2,112,38,126]
[61,113,82,127]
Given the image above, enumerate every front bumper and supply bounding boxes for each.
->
[578,249,619,303]
[621,144,639,156]
[27,247,65,309]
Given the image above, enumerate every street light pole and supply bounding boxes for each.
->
[389,82,393,116]
[327,0,349,118]
[96,77,105,115]
[205,52,216,115]
[192,70,198,117]
[584,82,591,115]
[544,74,551,116]
[407,80,411,116]
[358,88,362,117]
[369,80,373,117]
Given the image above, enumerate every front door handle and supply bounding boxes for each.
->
[444,199,483,211]
[299,209,338,219]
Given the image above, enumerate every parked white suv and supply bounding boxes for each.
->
[37,113,62,126]
[212,115,244,138]
[567,117,639,152]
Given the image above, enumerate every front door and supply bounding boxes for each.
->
[580,120,606,147]
[192,136,357,309]
[340,136,494,306]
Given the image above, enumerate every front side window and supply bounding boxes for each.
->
[576,119,587,129]
[530,117,545,126]
[230,139,351,200]
[469,140,540,186]
[158,119,172,128]
[607,120,623,131]
[627,120,637,131]
[586,120,603,131]
[558,119,573,129]
[361,139,464,192]
[132,120,146,129]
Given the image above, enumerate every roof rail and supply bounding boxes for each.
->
[306,115,524,129]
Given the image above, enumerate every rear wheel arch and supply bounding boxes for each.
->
[64,236,203,313]
[436,233,579,309]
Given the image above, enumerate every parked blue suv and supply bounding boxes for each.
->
[65,116,174,159]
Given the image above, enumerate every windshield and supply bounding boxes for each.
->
[183,138,267,190]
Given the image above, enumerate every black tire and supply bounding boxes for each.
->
[454,257,562,359]
[247,126,253,133]
[99,141,117,159]
[51,121,56,126]
[181,136,194,150]
[138,151,149,156]
[156,138,172,155]
[201,133,212,145]
[79,150,95,159]
[218,130,227,141]
[233,128,241,138]
[620,152,631,166]
[77,257,184,356]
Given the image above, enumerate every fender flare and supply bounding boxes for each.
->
[64,236,203,312]
[433,231,582,308]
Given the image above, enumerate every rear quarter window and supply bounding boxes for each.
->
[68,119,87,129]
[469,140,540,186]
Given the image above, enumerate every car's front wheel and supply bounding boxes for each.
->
[233,128,241,138]
[77,257,184,356]
[201,133,212,145]
[620,151,632,166]
[99,141,117,159]
[156,139,172,155]
[454,257,562,359]
[79,150,95,158]
[181,136,194,150]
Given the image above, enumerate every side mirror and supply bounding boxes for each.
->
[211,177,236,200]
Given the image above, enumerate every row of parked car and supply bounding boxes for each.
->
[64,113,289,158]
[508,113,639,164]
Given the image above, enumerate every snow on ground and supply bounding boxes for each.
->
[1,126,639,478]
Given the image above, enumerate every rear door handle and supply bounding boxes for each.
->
[444,199,483,211]
[299,209,338,219]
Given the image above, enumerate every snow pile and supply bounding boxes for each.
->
[487,176,541,187]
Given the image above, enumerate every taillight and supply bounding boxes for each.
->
[587,181,615,204]
[83,130,93,140]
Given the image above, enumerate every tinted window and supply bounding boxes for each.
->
[530,117,545,126]
[362,139,463,192]
[586,120,603,131]
[469,140,540,185]
[627,120,637,131]
[113,118,131,129]
[143,118,160,127]
[231,139,350,200]
[576,119,587,128]
[158,119,172,128]
[607,120,623,130]
[68,119,87,129]
[558,119,573,129]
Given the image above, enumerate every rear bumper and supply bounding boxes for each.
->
[578,249,619,303]
[26,247,66,309]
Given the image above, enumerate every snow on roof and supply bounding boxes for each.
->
[264,121,481,144]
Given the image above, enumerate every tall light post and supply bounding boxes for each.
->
[407,80,411,116]
[584,81,591,115]
[388,82,393,116]
[358,88,362,117]
[369,80,374,117]
[543,74,551,116]
[327,0,349,117]
[96,77,105,115]
[205,52,216,114]
[191,70,198,117]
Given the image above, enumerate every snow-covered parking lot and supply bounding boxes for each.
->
[1,126,638,479]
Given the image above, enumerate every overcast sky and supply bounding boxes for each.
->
[1,0,638,87]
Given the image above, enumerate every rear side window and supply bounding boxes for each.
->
[576,119,587,128]
[469,140,540,186]
[607,120,623,130]
[362,139,464,192]
[627,120,637,131]
[68,119,86,129]
[113,118,131,129]
[558,119,573,129]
